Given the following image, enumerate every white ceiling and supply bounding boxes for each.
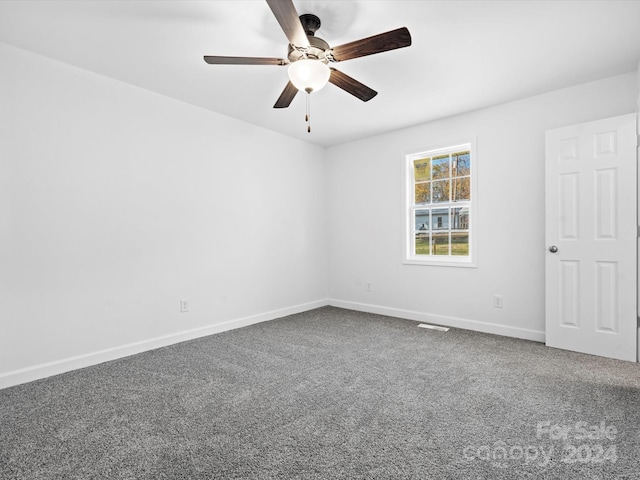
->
[1,0,639,147]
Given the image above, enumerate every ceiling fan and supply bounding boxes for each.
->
[203,0,411,130]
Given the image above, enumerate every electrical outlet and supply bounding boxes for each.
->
[493,295,503,308]
[366,281,372,292]
[180,299,189,313]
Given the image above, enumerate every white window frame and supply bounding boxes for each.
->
[403,138,477,267]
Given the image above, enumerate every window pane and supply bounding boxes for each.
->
[432,231,449,255]
[452,206,469,230]
[432,207,448,230]
[415,233,430,255]
[452,177,470,201]
[432,155,450,180]
[452,151,470,177]
[413,158,431,182]
[432,180,450,203]
[415,209,430,232]
[451,231,469,256]
[415,182,431,204]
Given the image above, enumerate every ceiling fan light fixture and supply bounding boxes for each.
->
[287,59,330,93]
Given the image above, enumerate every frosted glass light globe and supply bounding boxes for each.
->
[288,59,330,93]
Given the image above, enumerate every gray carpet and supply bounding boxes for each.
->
[1,306,640,479]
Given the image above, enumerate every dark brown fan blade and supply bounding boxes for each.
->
[329,68,377,102]
[204,56,287,65]
[329,27,411,62]
[273,81,298,108]
[265,0,310,49]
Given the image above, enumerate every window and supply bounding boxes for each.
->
[405,141,476,266]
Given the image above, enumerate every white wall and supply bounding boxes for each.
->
[0,42,328,387]
[326,72,638,341]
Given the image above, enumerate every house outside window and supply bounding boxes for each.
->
[404,141,476,266]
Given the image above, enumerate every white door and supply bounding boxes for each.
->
[545,113,637,362]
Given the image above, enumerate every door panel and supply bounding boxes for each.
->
[559,260,580,327]
[545,113,637,362]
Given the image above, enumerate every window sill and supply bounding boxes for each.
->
[403,256,477,268]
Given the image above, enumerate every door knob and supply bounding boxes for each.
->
[549,245,558,253]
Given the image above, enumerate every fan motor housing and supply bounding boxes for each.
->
[287,14,331,64]
[288,35,330,63]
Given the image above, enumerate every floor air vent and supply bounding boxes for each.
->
[418,323,449,332]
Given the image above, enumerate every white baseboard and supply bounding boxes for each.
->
[328,299,546,343]
[0,299,548,390]
[0,299,329,390]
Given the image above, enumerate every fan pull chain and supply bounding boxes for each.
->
[305,91,311,133]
